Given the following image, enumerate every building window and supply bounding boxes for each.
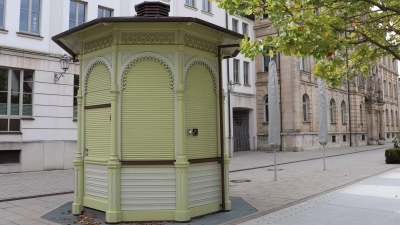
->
[300,57,307,71]
[389,82,391,97]
[387,133,390,139]
[302,94,309,122]
[0,68,33,132]
[360,105,363,126]
[391,110,394,127]
[384,81,387,96]
[264,96,268,123]
[202,0,211,12]
[262,14,268,19]
[185,0,195,7]
[69,1,86,29]
[73,75,79,119]
[386,109,389,126]
[330,99,335,123]
[0,150,21,164]
[242,22,248,35]
[232,19,238,32]
[98,7,112,18]
[0,0,4,29]
[362,134,365,141]
[243,61,249,85]
[343,135,346,142]
[19,0,41,34]
[332,136,336,143]
[396,111,398,127]
[341,101,346,124]
[263,54,277,72]
[233,59,239,83]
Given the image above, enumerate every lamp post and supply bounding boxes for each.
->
[227,80,235,157]
[54,54,72,83]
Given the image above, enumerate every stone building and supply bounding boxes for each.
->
[255,18,400,151]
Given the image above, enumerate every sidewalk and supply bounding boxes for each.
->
[226,146,399,224]
[230,143,392,171]
[238,167,400,225]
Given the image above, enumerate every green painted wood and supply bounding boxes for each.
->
[85,64,111,160]
[121,60,174,160]
[185,64,218,159]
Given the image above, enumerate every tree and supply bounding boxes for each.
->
[212,0,400,86]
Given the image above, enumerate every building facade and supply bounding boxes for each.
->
[0,0,256,173]
[255,18,400,151]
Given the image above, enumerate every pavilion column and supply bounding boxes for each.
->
[106,79,122,222]
[72,87,84,215]
[174,82,190,221]
[378,103,386,140]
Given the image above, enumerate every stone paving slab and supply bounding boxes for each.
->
[238,168,400,225]
[0,170,74,201]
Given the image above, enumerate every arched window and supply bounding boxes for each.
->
[341,101,346,124]
[264,96,269,122]
[386,109,389,126]
[330,99,335,123]
[302,94,309,122]
[396,111,399,127]
[391,110,394,127]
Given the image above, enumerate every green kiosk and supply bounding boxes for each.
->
[52,2,243,223]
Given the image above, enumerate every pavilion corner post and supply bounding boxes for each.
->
[218,44,239,211]
[72,86,84,215]
[106,82,122,223]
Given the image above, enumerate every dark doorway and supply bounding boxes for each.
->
[233,110,250,151]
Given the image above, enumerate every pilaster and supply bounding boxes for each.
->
[378,103,386,140]
[366,103,378,145]
[106,53,122,222]
[72,87,84,215]
[174,48,190,221]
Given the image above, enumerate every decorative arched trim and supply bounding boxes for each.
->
[184,57,217,92]
[83,56,113,94]
[119,52,175,90]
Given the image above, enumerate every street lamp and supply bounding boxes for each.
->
[54,54,72,83]
[228,80,235,93]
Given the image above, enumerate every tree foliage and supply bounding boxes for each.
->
[212,0,400,86]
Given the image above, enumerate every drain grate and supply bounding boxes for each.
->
[267,169,283,171]
[230,179,251,183]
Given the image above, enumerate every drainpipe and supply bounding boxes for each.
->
[218,44,240,212]
[225,12,233,156]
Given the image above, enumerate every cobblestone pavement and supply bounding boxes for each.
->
[237,167,400,225]
[226,147,400,224]
[0,170,73,201]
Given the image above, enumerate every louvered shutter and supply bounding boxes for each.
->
[185,64,218,159]
[85,64,111,160]
[121,60,174,160]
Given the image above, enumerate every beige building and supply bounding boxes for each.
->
[255,18,400,151]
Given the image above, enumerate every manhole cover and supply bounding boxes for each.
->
[267,169,283,171]
[230,179,251,183]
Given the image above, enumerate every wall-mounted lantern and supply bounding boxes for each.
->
[54,54,72,83]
